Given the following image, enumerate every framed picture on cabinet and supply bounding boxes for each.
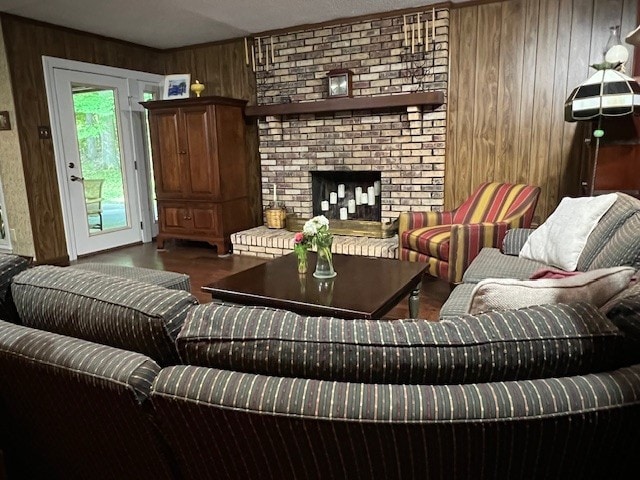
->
[162,74,191,100]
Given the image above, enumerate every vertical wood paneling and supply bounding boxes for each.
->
[163,40,261,224]
[445,7,479,209]
[471,3,502,185]
[496,0,527,184]
[447,0,637,222]
[1,14,163,264]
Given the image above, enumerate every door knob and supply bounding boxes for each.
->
[68,162,75,168]
[70,175,84,182]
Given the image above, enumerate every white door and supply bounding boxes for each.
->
[53,69,143,256]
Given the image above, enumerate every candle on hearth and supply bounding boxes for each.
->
[340,207,348,220]
[361,193,368,204]
[337,184,345,198]
[367,186,374,200]
[330,192,338,204]
[348,199,356,213]
[321,201,329,211]
[355,187,362,203]
[374,180,381,196]
[368,193,376,206]
[273,184,277,205]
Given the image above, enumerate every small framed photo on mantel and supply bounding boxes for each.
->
[0,111,11,131]
[163,74,191,100]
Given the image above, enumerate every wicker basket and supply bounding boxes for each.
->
[265,207,287,229]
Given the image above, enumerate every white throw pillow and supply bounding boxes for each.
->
[519,194,617,271]
[468,266,635,315]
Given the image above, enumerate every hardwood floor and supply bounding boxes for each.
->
[74,241,451,320]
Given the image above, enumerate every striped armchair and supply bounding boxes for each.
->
[399,182,541,283]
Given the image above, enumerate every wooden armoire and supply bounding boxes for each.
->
[142,96,256,253]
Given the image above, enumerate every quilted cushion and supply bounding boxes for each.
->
[11,266,198,366]
[401,224,451,259]
[177,302,623,385]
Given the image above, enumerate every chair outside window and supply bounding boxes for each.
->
[398,182,541,284]
[84,179,104,231]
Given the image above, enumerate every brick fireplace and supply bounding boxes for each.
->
[234,7,450,258]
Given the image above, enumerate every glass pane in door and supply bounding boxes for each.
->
[71,85,129,234]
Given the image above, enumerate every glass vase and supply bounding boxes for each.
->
[294,246,308,274]
[313,237,336,279]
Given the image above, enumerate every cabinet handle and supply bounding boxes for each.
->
[183,215,192,220]
[178,150,187,154]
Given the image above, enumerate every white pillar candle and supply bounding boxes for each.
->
[411,22,415,54]
[374,180,381,195]
[339,207,348,220]
[425,18,429,47]
[321,201,329,211]
[355,186,362,200]
[337,184,345,198]
[361,193,368,204]
[347,199,356,213]
[265,43,270,71]
[368,194,375,206]
[271,36,275,63]
[403,15,408,47]
[367,186,375,199]
[417,13,421,45]
[257,37,262,62]
[273,184,277,205]
[329,192,338,204]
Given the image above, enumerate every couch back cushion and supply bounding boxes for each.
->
[178,302,623,384]
[11,265,198,365]
[0,320,172,479]
[0,253,30,323]
[578,193,640,271]
[604,281,640,364]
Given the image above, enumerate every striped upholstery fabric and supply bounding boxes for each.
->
[150,364,640,479]
[0,254,30,324]
[605,282,640,364]
[577,193,640,271]
[462,247,547,283]
[0,320,173,480]
[588,212,640,271]
[178,302,622,384]
[11,265,198,366]
[399,182,540,283]
[71,262,191,291]
[501,227,535,255]
[438,282,475,317]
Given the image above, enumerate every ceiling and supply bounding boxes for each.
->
[0,0,470,49]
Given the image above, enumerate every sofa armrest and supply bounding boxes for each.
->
[447,221,511,283]
[398,210,454,235]
[501,228,536,255]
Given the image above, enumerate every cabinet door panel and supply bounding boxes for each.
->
[183,106,220,197]
[191,206,220,234]
[160,205,191,231]
[150,111,183,196]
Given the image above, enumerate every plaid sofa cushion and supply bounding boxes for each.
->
[177,302,623,384]
[150,364,640,479]
[0,253,30,323]
[11,265,198,366]
[0,320,173,479]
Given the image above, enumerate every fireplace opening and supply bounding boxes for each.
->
[311,171,382,222]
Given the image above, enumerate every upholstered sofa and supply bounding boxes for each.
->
[1,251,640,479]
[440,192,640,317]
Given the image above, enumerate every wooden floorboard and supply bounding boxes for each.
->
[74,241,450,321]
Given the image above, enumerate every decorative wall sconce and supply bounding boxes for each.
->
[244,36,276,72]
[403,8,436,53]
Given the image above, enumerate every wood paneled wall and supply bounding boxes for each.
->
[447,0,637,222]
[0,14,163,264]
[163,42,261,225]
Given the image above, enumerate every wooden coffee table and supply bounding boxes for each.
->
[202,253,427,319]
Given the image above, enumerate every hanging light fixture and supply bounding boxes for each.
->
[564,68,640,122]
[564,68,640,195]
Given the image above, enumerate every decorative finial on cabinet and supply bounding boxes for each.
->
[190,80,205,97]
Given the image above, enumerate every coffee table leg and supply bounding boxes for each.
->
[409,281,421,318]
